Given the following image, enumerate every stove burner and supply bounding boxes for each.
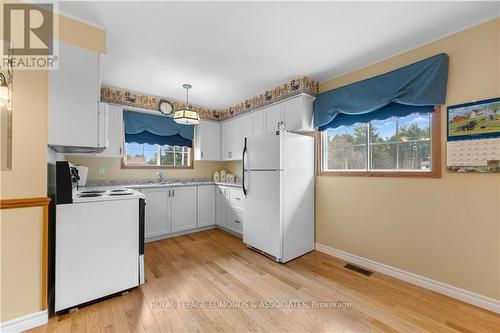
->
[78,193,103,198]
[80,190,106,194]
[108,192,133,196]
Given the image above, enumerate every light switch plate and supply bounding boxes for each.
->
[98,167,106,175]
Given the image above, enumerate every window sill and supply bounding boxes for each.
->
[318,170,441,178]
[121,165,194,170]
[120,160,194,170]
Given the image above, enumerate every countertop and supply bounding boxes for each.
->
[82,180,242,191]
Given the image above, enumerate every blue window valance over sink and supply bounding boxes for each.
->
[314,53,449,130]
[123,111,194,147]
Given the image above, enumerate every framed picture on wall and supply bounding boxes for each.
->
[446,97,500,173]
[447,97,500,141]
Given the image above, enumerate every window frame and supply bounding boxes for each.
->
[317,106,441,178]
[121,141,194,170]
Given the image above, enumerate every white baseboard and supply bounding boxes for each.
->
[145,225,241,243]
[215,225,242,238]
[145,225,216,243]
[0,310,48,333]
[315,243,500,314]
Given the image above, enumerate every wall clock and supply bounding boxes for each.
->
[158,99,173,115]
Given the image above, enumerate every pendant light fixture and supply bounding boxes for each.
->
[173,84,200,125]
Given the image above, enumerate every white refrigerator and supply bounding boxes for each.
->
[242,130,315,263]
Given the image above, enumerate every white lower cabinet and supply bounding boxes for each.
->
[197,185,215,227]
[216,186,229,227]
[227,207,244,234]
[141,186,196,240]
[142,185,243,241]
[141,188,171,238]
[216,185,244,235]
[171,186,197,232]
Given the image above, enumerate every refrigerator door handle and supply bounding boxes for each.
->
[242,137,247,196]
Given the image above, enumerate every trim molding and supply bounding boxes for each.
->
[0,310,48,333]
[0,197,50,209]
[315,243,500,314]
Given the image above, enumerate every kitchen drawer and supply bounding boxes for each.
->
[229,187,244,208]
[219,186,230,199]
[228,207,243,234]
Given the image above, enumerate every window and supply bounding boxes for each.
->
[124,143,192,168]
[320,111,441,177]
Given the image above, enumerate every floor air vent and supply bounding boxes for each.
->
[344,263,373,277]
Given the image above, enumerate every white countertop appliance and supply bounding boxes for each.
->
[52,161,145,313]
[74,165,88,187]
[242,130,314,263]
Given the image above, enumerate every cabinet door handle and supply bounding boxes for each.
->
[168,190,171,197]
[235,197,241,201]
[172,190,175,197]
[234,220,241,224]
[201,152,204,158]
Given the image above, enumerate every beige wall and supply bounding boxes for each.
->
[65,156,231,181]
[224,160,243,178]
[317,18,500,299]
[0,5,107,322]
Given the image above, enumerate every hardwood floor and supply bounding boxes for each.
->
[28,229,499,333]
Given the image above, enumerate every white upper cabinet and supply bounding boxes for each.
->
[98,104,123,158]
[195,120,220,161]
[221,121,229,161]
[221,117,239,160]
[218,95,314,161]
[234,114,253,160]
[282,95,314,132]
[228,118,240,159]
[252,110,266,137]
[264,103,283,133]
[48,42,103,147]
[240,113,254,139]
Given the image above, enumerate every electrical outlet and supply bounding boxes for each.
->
[98,167,106,175]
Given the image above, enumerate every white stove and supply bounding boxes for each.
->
[52,161,146,313]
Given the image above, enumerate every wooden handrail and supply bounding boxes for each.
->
[0,197,51,209]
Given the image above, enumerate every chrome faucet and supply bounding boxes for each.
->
[156,171,166,183]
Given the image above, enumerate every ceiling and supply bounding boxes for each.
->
[59,1,499,110]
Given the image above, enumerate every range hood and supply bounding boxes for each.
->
[48,103,110,154]
[49,145,106,154]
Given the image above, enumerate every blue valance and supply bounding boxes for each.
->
[314,53,449,130]
[318,103,435,131]
[123,111,194,146]
[125,132,193,148]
